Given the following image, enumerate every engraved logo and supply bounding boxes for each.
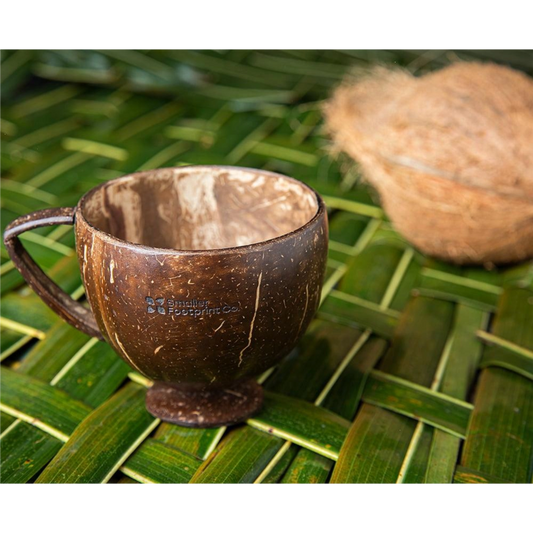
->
[145,296,239,317]
[146,297,166,315]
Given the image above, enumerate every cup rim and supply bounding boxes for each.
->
[75,165,326,256]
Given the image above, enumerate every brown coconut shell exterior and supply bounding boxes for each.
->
[324,62,533,265]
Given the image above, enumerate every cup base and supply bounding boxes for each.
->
[145,379,264,428]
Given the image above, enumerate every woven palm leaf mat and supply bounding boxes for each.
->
[1,50,532,484]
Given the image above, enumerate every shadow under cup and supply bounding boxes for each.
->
[18,166,329,428]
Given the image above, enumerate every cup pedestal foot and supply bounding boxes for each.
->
[145,379,264,428]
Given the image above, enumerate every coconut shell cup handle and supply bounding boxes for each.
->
[3,207,103,340]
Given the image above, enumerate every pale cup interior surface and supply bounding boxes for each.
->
[80,167,319,251]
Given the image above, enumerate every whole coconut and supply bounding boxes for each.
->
[324,62,533,265]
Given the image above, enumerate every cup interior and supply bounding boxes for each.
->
[80,167,319,250]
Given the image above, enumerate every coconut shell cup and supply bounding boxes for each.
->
[4,166,328,428]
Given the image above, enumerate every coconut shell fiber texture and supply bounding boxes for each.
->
[324,62,533,265]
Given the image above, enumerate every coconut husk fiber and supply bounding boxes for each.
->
[324,61,533,265]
